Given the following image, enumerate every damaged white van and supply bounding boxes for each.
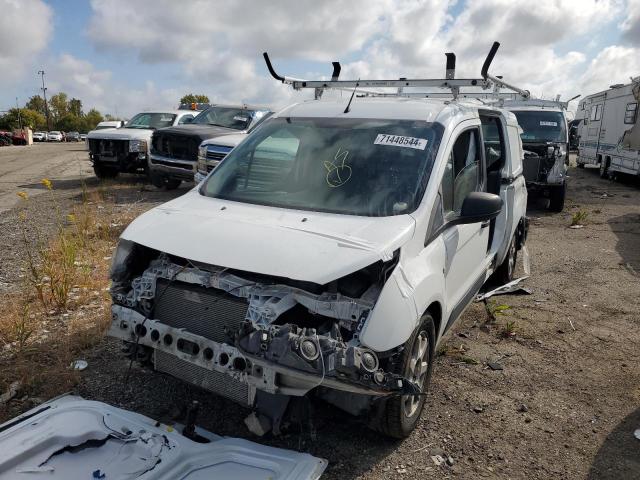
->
[109,43,528,438]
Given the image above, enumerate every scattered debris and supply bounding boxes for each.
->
[70,359,88,371]
[431,455,445,466]
[0,381,21,405]
[518,404,528,413]
[446,456,455,466]
[475,277,531,302]
[487,362,504,371]
[569,224,585,229]
[473,406,484,413]
[634,429,640,441]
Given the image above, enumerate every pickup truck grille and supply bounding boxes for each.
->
[206,145,233,162]
[88,139,128,155]
[152,133,200,161]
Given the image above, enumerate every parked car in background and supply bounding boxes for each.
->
[568,119,582,151]
[66,131,81,142]
[148,104,273,189]
[33,131,46,142]
[79,133,87,141]
[502,100,569,212]
[194,133,245,183]
[94,120,126,130]
[87,110,200,179]
[577,77,640,179]
[47,131,63,142]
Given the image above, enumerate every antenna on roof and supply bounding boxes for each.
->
[344,79,359,114]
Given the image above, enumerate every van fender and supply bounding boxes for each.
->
[359,240,446,352]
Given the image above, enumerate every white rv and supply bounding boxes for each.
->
[577,77,640,178]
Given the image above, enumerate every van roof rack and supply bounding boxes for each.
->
[263,42,530,100]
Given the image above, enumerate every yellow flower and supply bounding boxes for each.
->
[18,211,27,221]
[67,214,76,223]
[17,191,28,200]
[41,178,53,190]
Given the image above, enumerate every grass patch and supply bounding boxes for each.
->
[570,210,589,226]
[0,180,136,421]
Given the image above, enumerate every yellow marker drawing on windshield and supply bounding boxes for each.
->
[324,147,352,188]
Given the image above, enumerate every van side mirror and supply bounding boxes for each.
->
[456,192,503,225]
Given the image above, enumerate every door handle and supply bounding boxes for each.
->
[481,220,490,229]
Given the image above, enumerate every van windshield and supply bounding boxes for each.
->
[512,110,566,143]
[201,117,443,217]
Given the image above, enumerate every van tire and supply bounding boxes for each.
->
[548,182,566,212]
[93,163,119,179]
[370,314,435,439]
[495,234,517,284]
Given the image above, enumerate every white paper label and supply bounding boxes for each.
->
[233,115,249,122]
[374,134,428,150]
[540,121,558,127]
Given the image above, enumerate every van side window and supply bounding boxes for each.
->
[441,129,481,216]
[624,102,638,124]
[480,116,506,195]
[590,104,602,122]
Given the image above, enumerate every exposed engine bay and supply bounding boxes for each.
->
[522,142,567,185]
[109,241,418,433]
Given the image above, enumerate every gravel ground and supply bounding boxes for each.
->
[1,145,639,479]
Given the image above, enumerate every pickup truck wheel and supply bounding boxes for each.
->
[93,163,119,179]
[548,182,566,212]
[371,314,435,439]
[495,234,517,284]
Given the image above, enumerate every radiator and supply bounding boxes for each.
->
[155,350,250,405]
[153,279,249,343]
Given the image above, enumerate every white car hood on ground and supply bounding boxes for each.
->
[87,128,151,141]
[121,190,415,285]
[0,396,327,479]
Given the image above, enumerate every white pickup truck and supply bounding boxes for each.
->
[87,110,199,179]
[108,43,529,439]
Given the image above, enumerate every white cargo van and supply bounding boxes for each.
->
[108,42,529,439]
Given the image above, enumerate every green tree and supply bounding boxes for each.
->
[25,95,47,115]
[49,92,68,121]
[0,108,46,131]
[68,98,83,117]
[180,93,210,105]
[82,109,103,132]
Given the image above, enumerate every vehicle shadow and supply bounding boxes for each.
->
[587,406,640,479]
[607,213,640,276]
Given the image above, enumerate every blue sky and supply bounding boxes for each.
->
[1,0,638,117]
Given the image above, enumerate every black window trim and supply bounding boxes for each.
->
[624,102,638,125]
[424,124,485,246]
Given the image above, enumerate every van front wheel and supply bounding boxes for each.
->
[370,314,435,438]
[548,182,566,212]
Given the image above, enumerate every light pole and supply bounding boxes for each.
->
[15,97,22,130]
[37,70,50,131]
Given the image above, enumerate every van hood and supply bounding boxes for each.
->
[121,190,415,285]
[87,128,152,141]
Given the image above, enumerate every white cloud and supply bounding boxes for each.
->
[578,46,640,95]
[0,0,52,85]
[68,0,639,115]
[621,0,640,43]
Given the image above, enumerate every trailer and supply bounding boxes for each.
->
[577,77,640,178]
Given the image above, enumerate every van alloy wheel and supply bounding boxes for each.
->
[403,331,430,417]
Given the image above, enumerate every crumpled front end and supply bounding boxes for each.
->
[109,241,416,429]
[522,143,568,186]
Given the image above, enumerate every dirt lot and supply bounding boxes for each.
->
[0,143,639,479]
